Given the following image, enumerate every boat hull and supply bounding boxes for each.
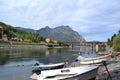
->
[77,54,112,65]
[60,67,98,80]
[32,63,65,74]
[30,66,99,80]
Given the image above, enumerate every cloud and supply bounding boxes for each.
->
[0,0,120,41]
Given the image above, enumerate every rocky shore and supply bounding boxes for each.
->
[97,57,120,80]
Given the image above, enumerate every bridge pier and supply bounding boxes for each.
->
[80,46,82,53]
[95,44,99,52]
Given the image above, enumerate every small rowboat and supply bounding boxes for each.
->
[76,54,112,65]
[32,63,65,74]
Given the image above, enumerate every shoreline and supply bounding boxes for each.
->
[0,44,68,49]
[97,57,120,80]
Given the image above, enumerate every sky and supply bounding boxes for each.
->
[0,0,120,41]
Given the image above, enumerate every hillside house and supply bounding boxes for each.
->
[0,26,3,39]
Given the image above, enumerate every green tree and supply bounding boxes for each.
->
[107,33,116,47]
[107,38,111,46]
[118,30,120,34]
[113,34,120,51]
[0,32,2,38]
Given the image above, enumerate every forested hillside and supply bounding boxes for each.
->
[107,30,120,51]
[0,22,45,43]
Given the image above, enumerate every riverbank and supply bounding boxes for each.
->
[0,41,69,49]
[97,57,120,80]
[0,44,68,50]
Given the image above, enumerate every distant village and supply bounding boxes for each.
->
[0,26,40,43]
[0,26,8,41]
[0,26,67,47]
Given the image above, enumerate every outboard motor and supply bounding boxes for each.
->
[32,63,41,75]
[32,69,41,75]
[34,63,39,66]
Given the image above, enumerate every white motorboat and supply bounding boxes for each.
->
[30,65,99,80]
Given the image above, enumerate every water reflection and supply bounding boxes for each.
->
[0,47,76,65]
[45,49,50,56]
[0,48,41,65]
[0,46,98,66]
[0,46,98,80]
[0,53,8,65]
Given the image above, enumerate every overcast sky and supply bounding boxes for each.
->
[0,0,120,41]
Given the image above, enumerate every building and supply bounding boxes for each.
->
[0,26,8,41]
[0,26,3,39]
[2,34,8,41]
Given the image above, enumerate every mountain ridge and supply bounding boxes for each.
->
[15,25,85,42]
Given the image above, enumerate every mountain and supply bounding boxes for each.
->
[37,25,85,42]
[14,27,36,33]
[15,25,85,42]
[1,21,85,42]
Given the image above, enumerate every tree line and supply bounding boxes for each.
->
[0,22,45,43]
[107,30,120,51]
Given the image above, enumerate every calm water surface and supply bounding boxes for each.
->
[0,46,97,80]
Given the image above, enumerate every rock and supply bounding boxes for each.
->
[97,57,120,80]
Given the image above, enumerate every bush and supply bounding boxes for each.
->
[113,34,120,51]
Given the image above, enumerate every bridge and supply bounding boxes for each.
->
[65,41,107,46]
[65,41,107,52]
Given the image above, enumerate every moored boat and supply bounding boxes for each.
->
[30,65,99,80]
[32,62,65,74]
[76,54,112,65]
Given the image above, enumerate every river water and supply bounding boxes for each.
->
[0,46,97,80]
